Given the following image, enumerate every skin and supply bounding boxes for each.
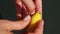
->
[0,0,43,34]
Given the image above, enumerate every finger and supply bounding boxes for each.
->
[16,0,23,7]
[0,15,31,31]
[16,2,23,19]
[35,0,42,14]
[34,20,44,34]
[22,0,35,15]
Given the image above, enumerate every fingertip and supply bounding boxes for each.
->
[30,10,35,15]
[24,15,31,22]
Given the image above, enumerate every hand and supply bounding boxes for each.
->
[16,0,42,15]
[16,0,43,34]
[0,15,31,34]
[0,19,44,34]
[0,0,43,34]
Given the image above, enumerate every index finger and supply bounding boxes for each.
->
[35,0,42,14]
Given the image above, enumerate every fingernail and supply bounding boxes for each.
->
[30,10,35,15]
[24,15,30,22]
[17,14,22,18]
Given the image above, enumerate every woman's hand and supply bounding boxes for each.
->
[16,0,43,34]
[0,0,43,34]
[0,15,31,34]
[16,0,42,15]
[0,20,44,34]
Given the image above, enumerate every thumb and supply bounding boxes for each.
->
[0,15,31,31]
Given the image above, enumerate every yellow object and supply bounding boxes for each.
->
[27,12,42,32]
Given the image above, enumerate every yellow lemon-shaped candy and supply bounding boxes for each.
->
[27,12,42,32]
[31,12,42,24]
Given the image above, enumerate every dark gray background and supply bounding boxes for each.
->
[0,0,60,34]
[43,0,60,34]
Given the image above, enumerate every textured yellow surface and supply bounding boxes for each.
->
[31,12,42,25]
[27,12,42,32]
